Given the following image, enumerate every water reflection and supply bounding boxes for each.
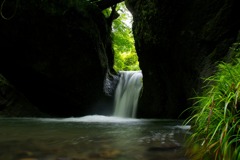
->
[0,115,190,160]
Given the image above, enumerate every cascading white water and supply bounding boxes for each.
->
[113,70,143,118]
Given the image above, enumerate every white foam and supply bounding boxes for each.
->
[174,125,191,130]
[38,115,140,123]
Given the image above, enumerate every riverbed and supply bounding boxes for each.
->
[0,115,191,160]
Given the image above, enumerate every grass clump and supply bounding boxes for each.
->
[184,43,240,160]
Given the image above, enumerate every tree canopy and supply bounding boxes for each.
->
[93,0,124,10]
[103,2,140,72]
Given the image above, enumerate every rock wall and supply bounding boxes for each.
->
[1,0,240,118]
[0,0,114,117]
[125,0,240,118]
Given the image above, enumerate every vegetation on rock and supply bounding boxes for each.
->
[184,43,240,159]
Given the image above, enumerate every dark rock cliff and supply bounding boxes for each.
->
[1,0,240,118]
[125,0,240,118]
[0,0,114,117]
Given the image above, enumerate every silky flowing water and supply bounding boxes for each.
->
[0,115,191,160]
[113,71,143,118]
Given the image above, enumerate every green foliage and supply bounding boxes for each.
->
[184,43,240,160]
[103,2,140,72]
[102,7,111,17]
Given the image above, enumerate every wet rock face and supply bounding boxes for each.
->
[125,0,240,118]
[0,74,44,117]
[0,0,112,117]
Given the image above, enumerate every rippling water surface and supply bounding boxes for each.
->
[0,115,191,160]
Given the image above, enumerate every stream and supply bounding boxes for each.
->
[0,115,191,160]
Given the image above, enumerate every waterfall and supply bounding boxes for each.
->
[113,71,143,118]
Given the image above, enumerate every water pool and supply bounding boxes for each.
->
[0,115,191,160]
